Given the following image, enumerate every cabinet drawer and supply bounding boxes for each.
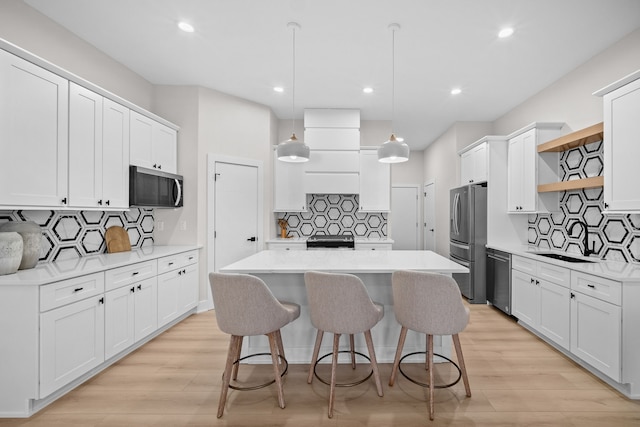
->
[267,242,306,251]
[571,271,621,306]
[356,243,392,250]
[537,261,570,288]
[304,128,360,150]
[305,173,359,194]
[40,272,105,312]
[157,250,199,274]
[512,255,536,275]
[105,260,157,292]
[305,150,359,173]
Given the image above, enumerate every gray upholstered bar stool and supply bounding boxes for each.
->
[388,270,471,421]
[304,271,384,418]
[209,272,300,418]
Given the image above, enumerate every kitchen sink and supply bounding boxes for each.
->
[533,253,595,263]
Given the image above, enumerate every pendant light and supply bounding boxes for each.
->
[378,23,409,163]
[277,22,310,162]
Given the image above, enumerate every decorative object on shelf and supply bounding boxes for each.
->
[378,23,409,163]
[277,218,289,238]
[0,220,41,269]
[277,22,310,163]
[0,231,23,275]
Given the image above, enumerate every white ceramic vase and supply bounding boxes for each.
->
[0,231,23,276]
[0,221,42,269]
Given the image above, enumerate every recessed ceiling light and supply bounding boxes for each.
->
[273,86,284,93]
[498,27,514,38]
[363,87,374,94]
[451,88,462,95]
[178,21,195,33]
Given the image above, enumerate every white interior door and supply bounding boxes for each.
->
[213,160,260,271]
[391,185,419,250]
[423,181,436,251]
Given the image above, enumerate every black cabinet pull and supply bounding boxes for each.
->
[587,284,595,289]
[61,197,67,204]
[137,284,142,291]
[97,199,103,205]
[570,293,575,299]
[99,297,104,304]
[132,271,139,276]
[168,262,174,266]
[530,278,535,284]
[105,200,110,206]
[130,287,135,293]
[183,269,186,274]
[247,236,257,242]
[74,287,83,292]
[153,163,158,168]
[535,280,540,285]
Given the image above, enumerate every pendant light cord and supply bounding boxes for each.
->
[291,24,296,135]
[391,26,395,136]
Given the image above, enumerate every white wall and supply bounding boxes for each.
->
[0,0,153,110]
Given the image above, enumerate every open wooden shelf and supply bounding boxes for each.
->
[537,122,603,153]
[537,176,604,193]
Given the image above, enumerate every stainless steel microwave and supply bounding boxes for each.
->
[129,166,183,208]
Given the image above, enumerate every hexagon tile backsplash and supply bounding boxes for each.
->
[0,209,154,264]
[529,140,640,264]
[277,194,387,238]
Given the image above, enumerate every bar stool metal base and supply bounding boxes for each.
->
[227,352,289,391]
[398,351,462,389]
[313,351,373,387]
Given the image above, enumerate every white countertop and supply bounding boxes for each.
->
[220,249,468,274]
[487,244,640,282]
[0,245,201,286]
[266,237,394,243]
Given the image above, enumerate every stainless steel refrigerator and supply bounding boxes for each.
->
[449,184,487,303]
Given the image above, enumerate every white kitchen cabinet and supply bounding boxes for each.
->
[598,73,640,211]
[304,128,360,150]
[304,108,360,128]
[511,256,570,350]
[0,49,69,208]
[304,150,360,195]
[105,276,157,360]
[40,294,105,398]
[273,148,307,212]
[355,242,392,250]
[506,124,563,213]
[570,291,621,381]
[306,173,359,194]
[460,142,487,184]
[130,110,177,174]
[267,240,307,250]
[101,98,131,208]
[157,251,199,328]
[359,149,390,212]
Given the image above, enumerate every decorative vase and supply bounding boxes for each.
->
[0,232,23,276]
[0,221,42,269]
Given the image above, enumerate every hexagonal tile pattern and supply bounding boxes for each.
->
[140,215,154,233]
[537,217,551,235]
[282,194,388,239]
[628,236,640,262]
[127,227,142,247]
[81,229,104,254]
[565,193,584,215]
[53,216,82,242]
[583,156,603,178]
[17,210,55,227]
[81,211,106,225]
[603,219,628,244]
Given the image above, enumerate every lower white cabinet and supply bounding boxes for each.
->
[355,242,392,250]
[266,240,307,251]
[40,294,105,398]
[570,291,621,381]
[157,251,199,328]
[105,276,157,360]
[511,256,570,350]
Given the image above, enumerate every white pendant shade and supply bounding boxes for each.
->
[277,133,310,162]
[378,134,409,163]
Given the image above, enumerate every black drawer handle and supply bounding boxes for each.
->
[74,287,83,292]
[137,284,142,291]
[130,287,135,293]
[168,262,174,266]
[132,271,139,276]
[587,284,596,289]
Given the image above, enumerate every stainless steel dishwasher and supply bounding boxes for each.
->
[486,248,511,315]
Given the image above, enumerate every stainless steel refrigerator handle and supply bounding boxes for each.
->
[450,255,470,267]
[487,253,509,262]
[452,193,459,235]
[450,241,469,251]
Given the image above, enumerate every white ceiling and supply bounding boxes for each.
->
[23,0,640,150]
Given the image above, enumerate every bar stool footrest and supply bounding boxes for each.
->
[398,351,461,389]
[313,350,373,387]
[227,352,288,391]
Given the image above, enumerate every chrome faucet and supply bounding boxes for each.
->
[568,220,594,257]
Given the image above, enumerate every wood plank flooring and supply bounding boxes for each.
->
[2,303,640,426]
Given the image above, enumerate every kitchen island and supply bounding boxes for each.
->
[219,250,469,364]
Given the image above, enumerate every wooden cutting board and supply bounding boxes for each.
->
[105,226,131,253]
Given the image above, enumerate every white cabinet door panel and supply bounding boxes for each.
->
[512,269,538,327]
[304,109,359,128]
[305,150,359,173]
[102,99,130,208]
[105,285,135,360]
[273,149,306,212]
[0,49,69,207]
[359,150,390,211]
[134,277,158,342]
[153,124,177,174]
[40,296,105,398]
[538,280,570,350]
[304,128,360,150]
[157,271,180,328]
[305,173,359,194]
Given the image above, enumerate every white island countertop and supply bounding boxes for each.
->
[220,249,468,274]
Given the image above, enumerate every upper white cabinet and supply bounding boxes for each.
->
[0,49,69,208]
[459,142,487,184]
[68,83,130,209]
[506,123,563,213]
[359,148,390,211]
[594,71,640,212]
[273,147,307,212]
[130,111,177,174]
[304,108,360,128]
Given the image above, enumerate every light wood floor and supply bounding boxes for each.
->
[2,303,640,426]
